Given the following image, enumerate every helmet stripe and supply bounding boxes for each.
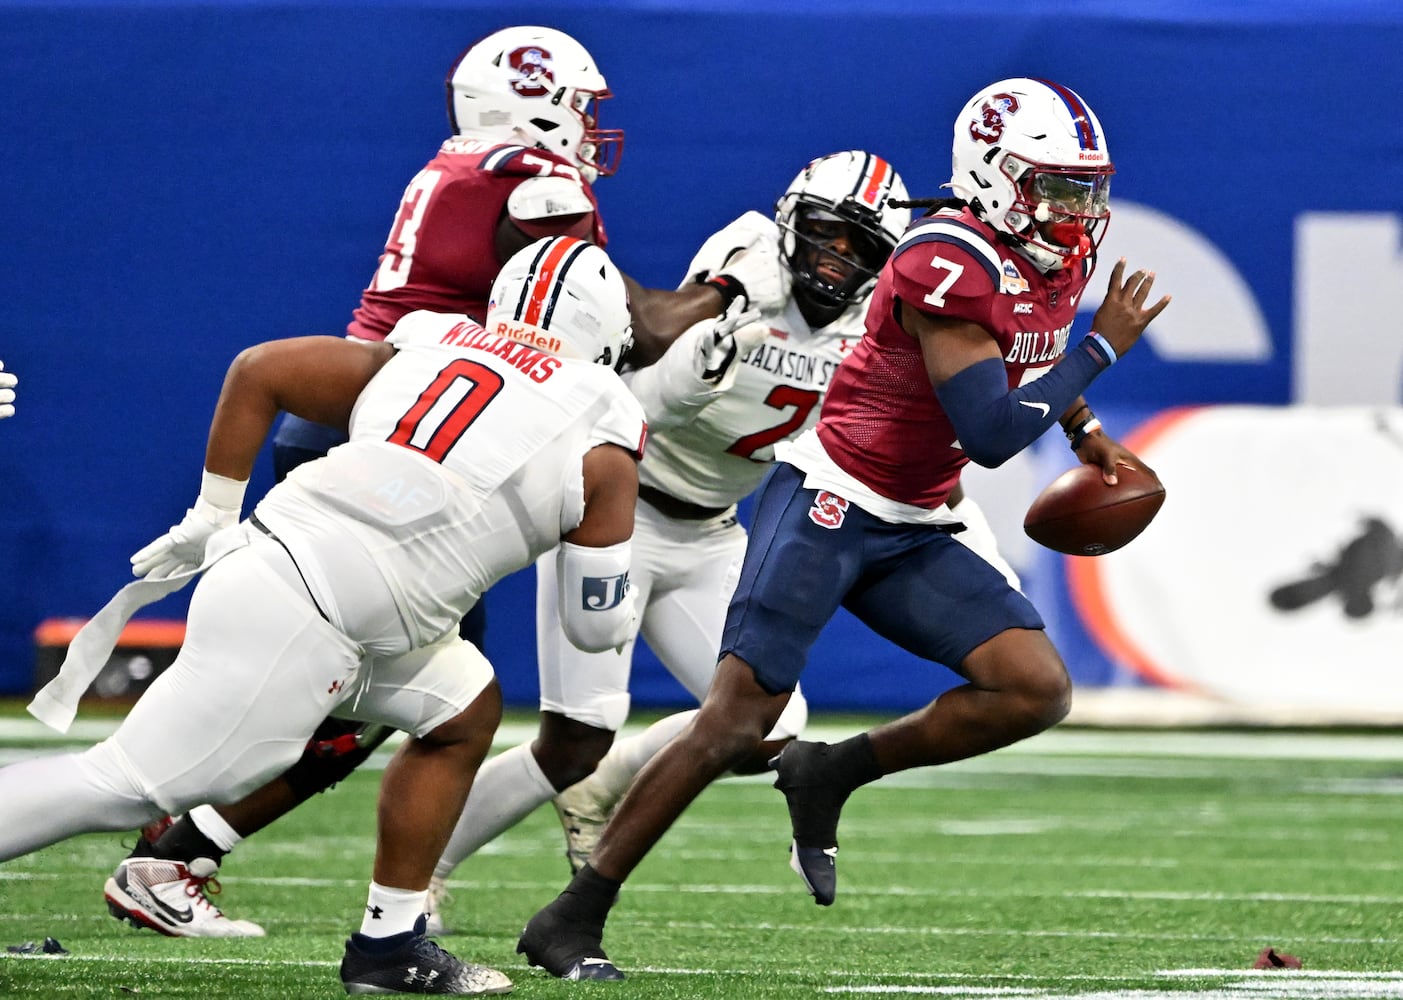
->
[1036,79,1099,150]
[521,236,588,329]
[858,155,893,209]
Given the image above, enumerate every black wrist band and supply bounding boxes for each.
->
[700,273,748,309]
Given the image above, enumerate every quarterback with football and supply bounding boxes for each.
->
[518,77,1171,980]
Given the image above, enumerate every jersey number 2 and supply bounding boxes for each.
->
[388,359,504,463]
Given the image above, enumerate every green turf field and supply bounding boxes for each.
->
[1,704,1401,999]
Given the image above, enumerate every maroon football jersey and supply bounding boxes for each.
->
[348,138,605,341]
[816,206,1093,508]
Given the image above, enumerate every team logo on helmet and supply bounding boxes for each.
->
[970,92,1020,145]
[508,46,554,97]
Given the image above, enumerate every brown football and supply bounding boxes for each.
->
[1023,463,1166,556]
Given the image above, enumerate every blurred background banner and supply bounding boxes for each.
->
[2,1,1401,718]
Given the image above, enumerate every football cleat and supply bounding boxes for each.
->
[788,844,839,907]
[424,875,452,937]
[341,925,512,995]
[550,779,615,875]
[516,904,623,981]
[770,740,848,906]
[104,856,266,938]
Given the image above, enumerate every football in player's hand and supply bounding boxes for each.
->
[1023,463,1166,556]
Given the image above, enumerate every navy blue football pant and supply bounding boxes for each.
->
[720,462,1044,695]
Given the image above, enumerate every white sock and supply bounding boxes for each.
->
[581,710,697,804]
[188,804,243,853]
[433,742,554,879]
[359,882,428,938]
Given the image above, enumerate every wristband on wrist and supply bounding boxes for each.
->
[199,469,249,512]
[1062,403,1091,430]
[700,273,748,310]
[1087,331,1117,366]
[1066,414,1103,450]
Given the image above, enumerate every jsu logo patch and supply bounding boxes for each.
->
[808,491,850,529]
[582,572,630,611]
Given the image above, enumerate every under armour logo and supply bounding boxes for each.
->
[405,967,440,987]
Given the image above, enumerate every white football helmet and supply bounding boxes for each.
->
[446,26,623,182]
[949,78,1114,271]
[486,236,633,370]
[775,150,911,320]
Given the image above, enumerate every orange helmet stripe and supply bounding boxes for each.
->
[520,236,587,328]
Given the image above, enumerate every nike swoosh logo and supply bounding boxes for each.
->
[150,893,195,924]
[1019,401,1051,417]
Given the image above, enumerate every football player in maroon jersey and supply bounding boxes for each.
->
[519,77,1170,981]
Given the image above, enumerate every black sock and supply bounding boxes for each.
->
[350,915,427,954]
[556,864,621,926]
[148,815,229,866]
[829,733,883,796]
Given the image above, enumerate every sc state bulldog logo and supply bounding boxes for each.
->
[508,45,555,97]
[582,571,630,611]
[970,93,1019,144]
[808,491,850,529]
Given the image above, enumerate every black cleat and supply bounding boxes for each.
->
[517,902,624,981]
[770,740,850,906]
[340,926,512,995]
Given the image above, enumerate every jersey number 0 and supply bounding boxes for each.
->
[387,359,504,463]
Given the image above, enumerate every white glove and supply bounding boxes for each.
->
[0,361,16,419]
[697,301,767,386]
[131,472,248,579]
[709,244,793,316]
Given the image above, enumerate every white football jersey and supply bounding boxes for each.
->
[631,212,867,508]
[253,310,646,650]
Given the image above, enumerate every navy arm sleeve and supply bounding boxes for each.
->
[934,336,1112,468]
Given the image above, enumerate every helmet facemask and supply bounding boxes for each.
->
[560,88,623,181]
[781,199,897,325]
[998,155,1113,268]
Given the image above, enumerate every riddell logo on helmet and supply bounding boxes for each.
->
[970,93,1019,144]
[1078,151,1107,161]
[492,320,563,355]
[508,46,555,97]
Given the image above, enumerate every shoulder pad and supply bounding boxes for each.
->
[386,310,477,348]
